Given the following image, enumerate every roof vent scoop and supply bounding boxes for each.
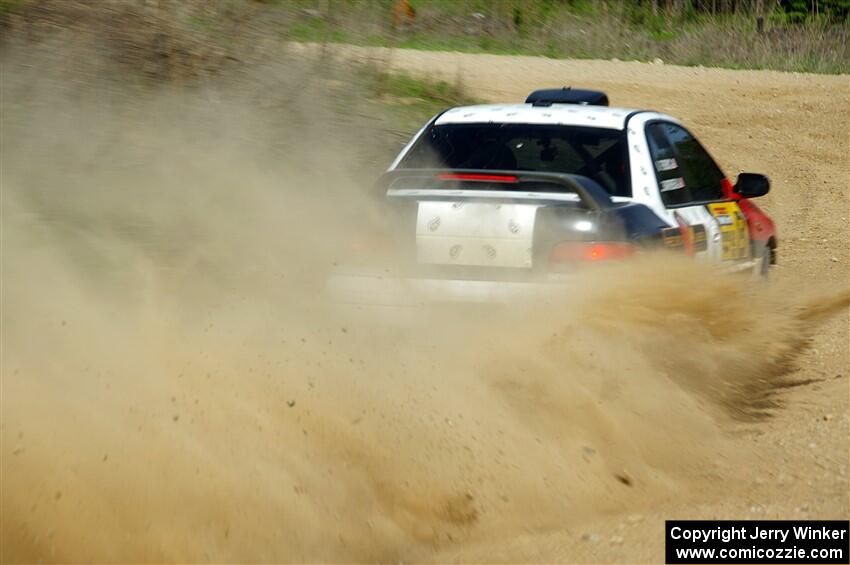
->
[525,87,609,107]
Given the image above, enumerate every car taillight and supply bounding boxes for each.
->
[437,173,518,183]
[549,241,636,263]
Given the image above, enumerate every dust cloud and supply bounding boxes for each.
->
[2,50,847,563]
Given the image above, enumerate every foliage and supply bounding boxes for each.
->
[283,0,849,73]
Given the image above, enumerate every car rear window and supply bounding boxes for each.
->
[398,123,631,197]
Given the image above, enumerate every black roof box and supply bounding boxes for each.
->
[525,87,609,107]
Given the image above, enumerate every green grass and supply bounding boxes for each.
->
[0,0,26,17]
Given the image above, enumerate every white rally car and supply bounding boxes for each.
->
[330,88,777,305]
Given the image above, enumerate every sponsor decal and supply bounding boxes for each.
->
[662,223,707,253]
[662,227,683,248]
[660,177,687,192]
[655,157,678,172]
[708,202,750,261]
[715,214,734,226]
[662,226,684,248]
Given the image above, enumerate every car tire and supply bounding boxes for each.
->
[755,243,771,280]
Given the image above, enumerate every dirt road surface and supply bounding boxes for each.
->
[3,46,848,563]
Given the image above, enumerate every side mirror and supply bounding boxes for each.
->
[734,173,770,198]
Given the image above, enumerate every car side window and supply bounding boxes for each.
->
[646,123,690,206]
[647,122,726,207]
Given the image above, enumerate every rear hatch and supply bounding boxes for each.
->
[380,169,630,281]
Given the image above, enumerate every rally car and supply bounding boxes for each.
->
[330,88,776,305]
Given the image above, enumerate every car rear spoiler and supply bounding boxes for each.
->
[525,87,609,107]
[378,169,614,211]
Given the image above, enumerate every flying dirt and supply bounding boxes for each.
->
[1,46,848,563]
